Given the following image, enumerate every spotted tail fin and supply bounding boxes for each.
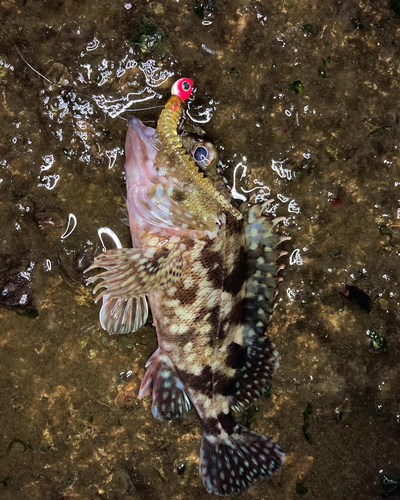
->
[231,203,289,411]
[200,424,284,495]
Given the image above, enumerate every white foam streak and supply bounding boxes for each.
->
[97,227,122,252]
[231,163,248,201]
[61,213,77,239]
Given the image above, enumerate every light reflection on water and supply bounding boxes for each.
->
[61,213,77,240]
[34,51,178,191]
[17,37,308,304]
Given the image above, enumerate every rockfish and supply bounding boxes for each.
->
[87,78,287,495]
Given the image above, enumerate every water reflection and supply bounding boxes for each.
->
[61,213,77,240]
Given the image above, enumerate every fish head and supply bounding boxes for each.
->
[125,118,225,234]
[125,81,241,234]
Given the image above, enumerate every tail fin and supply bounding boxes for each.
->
[200,425,284,495]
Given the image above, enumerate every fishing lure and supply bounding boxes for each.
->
[156,78,243,223]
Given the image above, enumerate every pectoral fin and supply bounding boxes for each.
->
[99,295,149,334]
[85,247,183,302]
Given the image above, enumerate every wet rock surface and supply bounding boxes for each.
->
[0,267,35,308]
[0,0,400,499]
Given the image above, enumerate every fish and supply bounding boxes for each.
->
[86,78,287,495]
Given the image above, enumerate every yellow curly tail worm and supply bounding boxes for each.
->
[156,94,243,221]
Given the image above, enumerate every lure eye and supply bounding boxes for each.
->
[191,141,218,170]
[171,78,193,101]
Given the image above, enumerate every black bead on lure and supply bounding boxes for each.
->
[86,78,288,495]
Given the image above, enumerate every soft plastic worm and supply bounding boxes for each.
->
[156,95,243,221]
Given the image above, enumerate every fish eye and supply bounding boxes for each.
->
[194,146,209,166]
[191,141,218,170]
[182,81,190,91]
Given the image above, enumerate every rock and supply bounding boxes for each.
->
[35,209,65,229]
[0,269,35,308]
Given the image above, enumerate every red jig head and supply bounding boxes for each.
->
[171,78,193,101]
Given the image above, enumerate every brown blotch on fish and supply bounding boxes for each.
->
[174,285,198,305]
[163,328,196,348]
[178,366,214,397]
[207,305,221,333]
[214,374,237,396]
[217,412,237,434]
[201,248,224,288]
[203,417,220,435]
[225,342,247,369]
[226,302,243,326]
[223,250,246,295]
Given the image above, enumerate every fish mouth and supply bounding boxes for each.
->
[127,116,155,143]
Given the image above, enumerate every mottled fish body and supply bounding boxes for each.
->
[87,79,286,495]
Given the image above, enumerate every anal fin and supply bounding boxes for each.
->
[85,246,183,302]
[139,349,191,420]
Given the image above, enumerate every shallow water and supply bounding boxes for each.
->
[1,1,400,499]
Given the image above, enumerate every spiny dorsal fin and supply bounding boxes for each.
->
[230,203,289,411]
[242,203,289,338]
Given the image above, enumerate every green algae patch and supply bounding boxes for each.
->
[127,18,167,56]
[193,2,206,18]
[228,67,240,78]
[342,285,371,313]
[367,330,388,353]
[326,146,339,161]
[380,473,400,498]
[239,405,259,428]
[290,80,304,94]
[16,308,39,319]
[390,0,400,18]
[302,24,319,37]
[353,19,364,30]
[114,336,136,350]
[150,465,165,482]
[0,56,8,81]
[193,0,217,18]
[8,438,33,453]
[0,477,12,487]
